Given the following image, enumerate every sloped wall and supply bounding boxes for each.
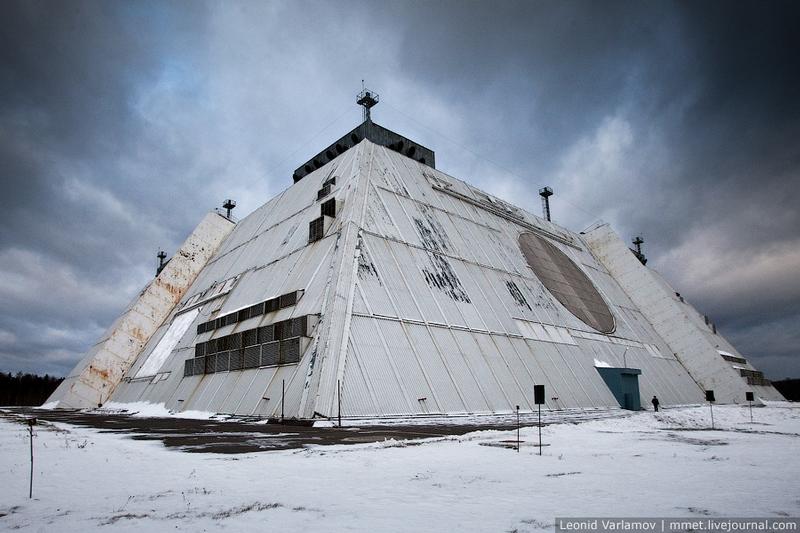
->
[583,223,784,403]
[46,212,235,408]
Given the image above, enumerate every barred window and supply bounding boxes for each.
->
[321,197,336,218]
[261,341,280,366]
[309,216,325,242]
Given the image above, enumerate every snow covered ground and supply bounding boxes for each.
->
[1,404,798,532]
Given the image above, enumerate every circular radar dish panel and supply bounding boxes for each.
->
[518,232,615,333]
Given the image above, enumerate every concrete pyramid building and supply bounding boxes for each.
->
[47,101,784,418]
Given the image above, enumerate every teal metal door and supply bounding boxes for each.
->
[596,367,642,411]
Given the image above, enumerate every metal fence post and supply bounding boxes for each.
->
[28,418,36,499]
[538,403,542,456]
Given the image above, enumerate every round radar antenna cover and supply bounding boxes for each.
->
[518,232,615,334]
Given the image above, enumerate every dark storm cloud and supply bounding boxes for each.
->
[0,0,797,379]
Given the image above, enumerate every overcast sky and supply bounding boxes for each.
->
[1,0,798,380]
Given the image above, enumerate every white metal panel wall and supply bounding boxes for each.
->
[583,223,779,403]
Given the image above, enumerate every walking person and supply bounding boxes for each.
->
[651,395,660,412]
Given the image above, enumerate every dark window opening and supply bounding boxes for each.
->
[321,197,336,218]
[317,183,331,200]
[188,314,314,377]
[309,216,325,243]
[261,341,280,366]
[196,290,303,333]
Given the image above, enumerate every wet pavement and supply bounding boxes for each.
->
[0,407,624,454]
[0,407,527,453]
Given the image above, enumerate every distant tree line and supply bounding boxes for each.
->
[0,372,64,406]
[772,379,800,402]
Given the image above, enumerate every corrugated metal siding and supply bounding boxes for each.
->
[428,327,490,412]
[341,338,378,417]
[403,324,467,413]
[348,317,410,415]
[106,139,728,417]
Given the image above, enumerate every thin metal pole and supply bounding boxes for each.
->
[516,406,520,453]
[28,423,34,498]
[709,402,714,430]
[281,379,285,423]
[338,379,342,428]
[749,400,753,423]
[538,403,542,456]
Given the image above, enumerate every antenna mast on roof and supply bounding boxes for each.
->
[539,186,553,221]
[631,236,647,265]
[356,80,379,122]
[222,199,236,219]
[156,250,167,276]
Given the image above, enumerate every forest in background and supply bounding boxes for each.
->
[0,372,63,406]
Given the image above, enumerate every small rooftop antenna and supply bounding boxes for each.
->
[539,186,553,221]
[222,199,236,219]
[356,80,379,122]
[631,236,647,265]
[156,250,167,276]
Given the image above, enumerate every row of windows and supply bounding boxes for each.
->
[739,368,764,380]
[746,376,771,387]
[720,353,747,365]
[196,290,301,334]
[184,337,303,376]
[195,316,309,357]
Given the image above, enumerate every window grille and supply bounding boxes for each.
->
[281,337,301,364]
[237,307,251,322]
[317,183,331,200]
[248,302,265,317]
[279,291,297,308]
[187,315,311,376]
[206,354,217,374]
[215,352,230,372]
[229,350,244,371]
[291,315,308,337]
[261,341,280,366]
[273,320,287,340]
[258,324,274,343]
[229,333,242,350]
[243,345,261,369]
[309,216,325,242]
[321,198,336,218]
[196,291,301,332]
[242,329,258,347]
